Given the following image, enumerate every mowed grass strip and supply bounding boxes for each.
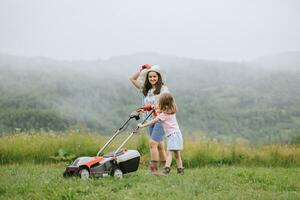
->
[0,164,299,200]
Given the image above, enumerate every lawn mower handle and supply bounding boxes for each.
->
[96,114,137,156]
[113,110,154,156]
[96,108,153,157]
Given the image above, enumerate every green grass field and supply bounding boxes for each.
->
[0,164,299,200]
[0,132,300,199]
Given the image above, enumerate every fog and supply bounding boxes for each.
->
[1,1,300,143]
[0,0,299,61]
[1,52,300,143]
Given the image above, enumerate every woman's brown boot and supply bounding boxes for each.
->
[149,161,159,176]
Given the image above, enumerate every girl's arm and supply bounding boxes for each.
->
[129,70,141,89]
[138,117,160,128]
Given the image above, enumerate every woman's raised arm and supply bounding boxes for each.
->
[129,70,141,89]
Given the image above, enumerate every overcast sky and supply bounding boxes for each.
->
[0,0,299,61]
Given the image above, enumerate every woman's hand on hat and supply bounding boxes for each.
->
[139,64,151,72]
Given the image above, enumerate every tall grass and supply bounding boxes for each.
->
[182,137,300,167]
[0,131,299,167]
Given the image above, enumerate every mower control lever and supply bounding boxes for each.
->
[129,110,140,120]
[136,104,153,112]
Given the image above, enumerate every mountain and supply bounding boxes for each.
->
[0,52,300,144]
[253,51,300,71]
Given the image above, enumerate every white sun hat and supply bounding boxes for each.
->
[138,65,166,85]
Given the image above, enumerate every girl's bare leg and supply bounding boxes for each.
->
[165,150,173,167]
[174,150,183,168]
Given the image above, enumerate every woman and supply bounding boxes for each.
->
[130,64,168,175]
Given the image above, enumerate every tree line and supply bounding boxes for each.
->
[0,53,300,144]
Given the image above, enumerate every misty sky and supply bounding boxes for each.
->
[0,0,299,61]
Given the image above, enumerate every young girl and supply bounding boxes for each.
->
[138,93,184,175]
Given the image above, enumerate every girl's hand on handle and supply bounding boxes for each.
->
[137,123,144,128]
[133,123,144,134]
[133,126,140,134]
[152,104,158,110]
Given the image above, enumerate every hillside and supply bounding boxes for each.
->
[0,52,300,144]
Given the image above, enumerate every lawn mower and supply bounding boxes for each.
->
[63,105,153,179]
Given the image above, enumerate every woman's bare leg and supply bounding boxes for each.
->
[158,141,167,165]
[148,139,159,175]
[149,139,159,161]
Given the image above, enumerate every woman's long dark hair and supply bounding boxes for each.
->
[142,71,163,97]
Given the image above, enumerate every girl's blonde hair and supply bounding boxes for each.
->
[158,93,177,114]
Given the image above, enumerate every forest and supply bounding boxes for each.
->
[0,52,300,145]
